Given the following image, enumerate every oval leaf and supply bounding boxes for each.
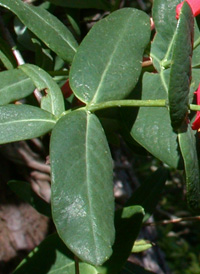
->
[168,2,194,130]
[50,109,115,265]
[0,104,56,144]
[19,64,65,117]
[48,0,111,10]
[0,0,78,63]
[178,123,200,211]
[70,8,150,104]
[0,69,35,105]
[129,72,183,169]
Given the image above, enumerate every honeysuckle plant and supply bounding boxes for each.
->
[176,0,200,18]
[0,0,200,273]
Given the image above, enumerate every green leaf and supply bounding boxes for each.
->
[8,180,51,217]
[192,20,200,68]
[0,0,78,63]
[19,64,65,117]
[13,233,99,274]
[0,69,35,105]
[70,8,150,104]
[131,240,152,253]
[178,123,200,211]
[50,109,115,265]
[168,2,193,130]
[48,0,111,10]
[126,167,168,222]
[0,37,17,69]
[151,0,181,72]
[151,0,198,108]
[97,206,144,273]
[0,104,56,144]
[130,72,183,169]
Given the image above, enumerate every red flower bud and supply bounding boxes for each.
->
[176,0,200,19]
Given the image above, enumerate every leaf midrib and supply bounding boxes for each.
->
[0,118,56,125]
[24,3,77,53]
[0,77,31,94]
[0,0,77,53]
[91,15,133,104]
[85,113,99,260]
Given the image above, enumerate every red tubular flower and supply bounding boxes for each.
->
[176,0,200,19]
[192,84,200,130]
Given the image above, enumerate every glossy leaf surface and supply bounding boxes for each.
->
[178,124,200,211]
[168,2,193,130]
[50,109,115,265]
[48,0,111,10]
[20,64,65,117]
[70,8,150,104]
[8,180,51,217]
[13,233,98,274]
[0,69,35,105]
[0,0,78,63]
[130,72,183,169]
[0,104,56,144]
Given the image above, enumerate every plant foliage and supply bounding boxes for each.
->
[0,0,200,273]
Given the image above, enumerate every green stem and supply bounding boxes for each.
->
[87,99,167,112]
[62,101,200,115]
